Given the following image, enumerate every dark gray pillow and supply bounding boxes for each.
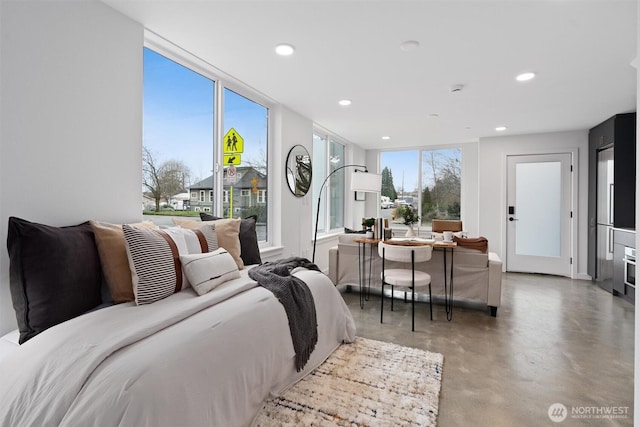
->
[7,217,103,344]
[344,227,366,234]
[200,213,262,265]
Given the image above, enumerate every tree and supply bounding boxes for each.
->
[422,149,461,219]
[143,146,192,211]
[381,167,397,201]
[421,186,433,216]
[432,155,461,218]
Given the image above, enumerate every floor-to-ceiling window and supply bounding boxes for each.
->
[380,147,462,236]
[312,131,346,235]
[143,47,270,243]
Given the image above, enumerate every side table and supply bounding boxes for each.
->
[353,238,381,309]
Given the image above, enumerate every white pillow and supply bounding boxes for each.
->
[180,249,240,296]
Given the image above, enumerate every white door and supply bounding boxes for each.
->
[506,153,572,276]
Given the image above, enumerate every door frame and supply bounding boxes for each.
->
[501,148,579,279]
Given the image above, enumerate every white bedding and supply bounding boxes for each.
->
[0,268,356,427]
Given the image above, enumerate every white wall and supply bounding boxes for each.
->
[268,105,314,262]
[460,142,480,237]
[0,1,143,335]
[478,130,590,278]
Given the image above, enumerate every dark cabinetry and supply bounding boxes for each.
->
[613,229,635,304]
[587,113,636,281]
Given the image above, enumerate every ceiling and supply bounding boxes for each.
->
[103,0,637,150]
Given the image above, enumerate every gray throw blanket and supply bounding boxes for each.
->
[248,257,319,372]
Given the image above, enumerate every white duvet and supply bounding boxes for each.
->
[0,268,356,427]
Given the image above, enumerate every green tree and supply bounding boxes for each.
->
[381,167,397,201]
[421,186,433,215]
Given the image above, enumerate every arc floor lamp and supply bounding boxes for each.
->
[312,165,382,263]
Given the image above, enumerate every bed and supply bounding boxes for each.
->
[0,216,356,426]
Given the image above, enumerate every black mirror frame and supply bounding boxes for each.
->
[286,144,312,197]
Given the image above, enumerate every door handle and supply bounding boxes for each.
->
[509,217,518,221]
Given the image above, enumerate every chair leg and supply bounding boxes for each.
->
[429,283,433,321]
[391,285,394,311]
[380,283,384,324]
[411,285,415,332]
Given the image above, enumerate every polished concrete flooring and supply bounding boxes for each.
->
[338,273,635,426]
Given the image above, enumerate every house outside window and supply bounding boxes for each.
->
[199,190,205,202]
[191,191,197,199]
[257,190,266,204]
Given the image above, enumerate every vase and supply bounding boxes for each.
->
[405,225,416,237]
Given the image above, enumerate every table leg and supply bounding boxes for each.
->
[359,242,364,309]
[443,248,454,321]
[366,243,373,302]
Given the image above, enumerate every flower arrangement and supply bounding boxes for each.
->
[396,205,419,226]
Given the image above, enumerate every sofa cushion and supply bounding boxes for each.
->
[338,234,364,245]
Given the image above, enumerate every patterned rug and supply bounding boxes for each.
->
[254,337,444,426]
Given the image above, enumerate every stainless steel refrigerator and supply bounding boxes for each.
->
[596,146,614,290]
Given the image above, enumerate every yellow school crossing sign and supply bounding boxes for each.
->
[223,128,244,154]
[224,154,241,165]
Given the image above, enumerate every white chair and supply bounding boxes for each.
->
[378,242,433,331]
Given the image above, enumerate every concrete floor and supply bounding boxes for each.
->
[339,272,634,426]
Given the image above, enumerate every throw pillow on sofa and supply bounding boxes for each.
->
[453,236,488,253]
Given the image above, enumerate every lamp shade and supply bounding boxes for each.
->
[350,171,382,193]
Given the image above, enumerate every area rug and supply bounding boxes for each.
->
[254,337,444,426]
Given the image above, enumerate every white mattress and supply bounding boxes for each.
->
[0,268,356,426]
[0,330,19,363]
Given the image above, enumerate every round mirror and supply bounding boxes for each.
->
[286,145,312,197]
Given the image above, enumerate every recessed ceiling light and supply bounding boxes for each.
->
[400,40,420,51]
[338,99,352,106]
[275,43,295,56]
[381,136,391,140]
[516,72,536,82]
[495,126,508,132]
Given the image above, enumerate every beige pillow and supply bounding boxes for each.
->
[180,249,240,296]
[173,217,244,269]
[90,220,158,303]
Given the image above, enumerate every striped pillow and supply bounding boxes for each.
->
[122,225,218,305]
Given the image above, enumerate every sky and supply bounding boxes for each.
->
[380,148,461,195]
[143,48,267,185]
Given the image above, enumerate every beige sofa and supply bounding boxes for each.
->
[328,234,503,316]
